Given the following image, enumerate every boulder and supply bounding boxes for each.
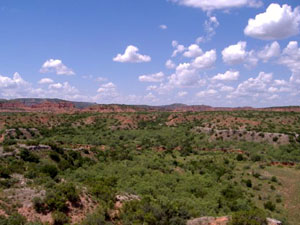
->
[267,218,282,225]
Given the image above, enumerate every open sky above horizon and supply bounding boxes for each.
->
[0,0,300,107]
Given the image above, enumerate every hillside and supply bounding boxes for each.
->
[0,110,300,224]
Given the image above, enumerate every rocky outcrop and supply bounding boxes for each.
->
[3,128,40,140]
[0,101,25,109]
[0,99,76,113]
[187,216,229,225]
[194,127,298,145]
[115,193,140,202]
[30,101,75,111]
[186,216,282,225]
[18,144,51,151]
[267,218,282,225]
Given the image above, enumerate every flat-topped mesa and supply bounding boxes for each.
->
[186,216,282,225]
[0,99,76,113]
[30,101,75,110]
[0,101,25,109]
[0,98,300,112]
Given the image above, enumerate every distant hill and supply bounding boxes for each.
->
[0,98,96,110]
[0,98,299,113]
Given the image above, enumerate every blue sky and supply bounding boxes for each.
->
[0,0,300,107]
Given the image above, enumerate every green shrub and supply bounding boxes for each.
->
[81,207,107,225]
[271,176,278,183]
[121,199,188,225]
[251,155,261,162]
[3,146,14,152]
[264,201,276,211]
[26,222,44,225]
[33,197,46,214]
[0,165,11,178]
[229,209,267,225]
[0,213,27,225]
[58,159,72,171]
[49,152,60,162]
[252,172,261,179]
[236,154,244,161]
[19,149,39,163]
[245,179,252,188]
[52,211,69,225]
[44,191,68,212]
[41,164,58,179]
[57,182,80,203]
[2,139,17,146]
[270,185,276,190]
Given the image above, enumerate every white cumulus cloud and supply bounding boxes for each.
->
[172,43,185,57]
[165,59,176,69]
[170,0,262,11]
[244,3,300,40]
[178,91,188,97]
[38,78,54,84]
[192,49,216,69]
[196,89,217,98]
[220,85,234,92]
[222,41,247,65]
[0,72,29,90]
[183,44,203,58]
[234,72,273,97]
[40,59,75,75]
[139,72,165,82]
[212,70,240,81]
[113,45,151,63]
[279,41,300,84]
[257,41,280,62]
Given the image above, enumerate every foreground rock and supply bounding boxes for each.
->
[187,216,229,225]
[267,218,282,225]
[186,216,282,225]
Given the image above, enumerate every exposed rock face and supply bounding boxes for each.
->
[110,194,141,220]
[0,101,25,109]
[1,98,300,113]
[30,101,75,111]
[187,216,230,225]
[267,218,282,225]
[0,100,76,113]
[18,144,51,151]
[3,128,40,140]
[186,216,282,225]
[115,193,140,202]
[195,127,298,145]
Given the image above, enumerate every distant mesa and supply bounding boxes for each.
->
[0,98,299,113]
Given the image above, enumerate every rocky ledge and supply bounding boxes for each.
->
[186,216,282,225]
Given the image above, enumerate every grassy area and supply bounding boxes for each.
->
[266,167,300,225]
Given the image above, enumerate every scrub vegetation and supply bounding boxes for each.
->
[0,111,299,224]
